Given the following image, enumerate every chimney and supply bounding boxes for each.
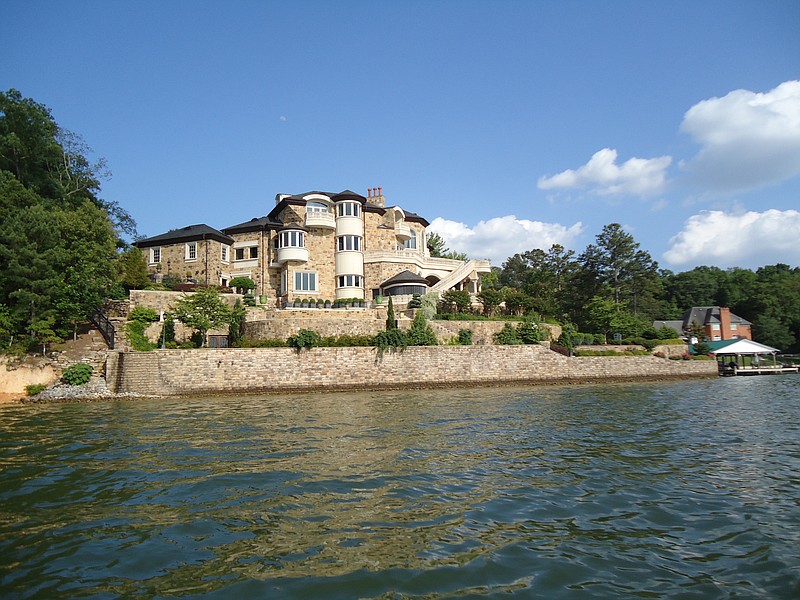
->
[369,185,385,207]
[719,307,732,340]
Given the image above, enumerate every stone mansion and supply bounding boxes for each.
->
[135,188,491,305]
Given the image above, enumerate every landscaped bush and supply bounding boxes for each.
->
[287,329,322,350]
[61,363,93,385]
[494,323,521,345]
[25,383,46,396]
[235,338,288,348]
[457,328,473,345]
[126,320,156,351]
[372,328,408,351]
[129,306,159,323]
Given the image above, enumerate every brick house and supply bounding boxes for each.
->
[135,188,491,305]
[654,306,753,342]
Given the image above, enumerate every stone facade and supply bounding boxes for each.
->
[106,345,718,396]
[136,188,491,309]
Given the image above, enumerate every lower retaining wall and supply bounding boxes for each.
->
[106,345,717,396]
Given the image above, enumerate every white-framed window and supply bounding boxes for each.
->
[294,271,317,292]
[221,245,229,263]
[149,247,161,264]
[731,323,738,330]
[280,270,288,295]
[337,274,362,288]
[337,235,362,251]
[279,230,305,248]
[711,323,721,331]
[337,201,361,217]
[307,201,331,214]
[713,335,721,341]
[185,242,197,261]
[403,232,417,249]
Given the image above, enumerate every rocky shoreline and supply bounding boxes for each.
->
[20,377,152,403]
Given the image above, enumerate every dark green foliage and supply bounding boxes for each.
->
[0,90,135,346]
[235,337,288,348]
[161,313,176,346]
[439,290,471,314]
[692,341,712,356]
[372,328,408,351]
[25,383,47,396]
[407,294,423,309]
[320,334,373,347]
[287,329,321,350]
[386,296,397,330]
[129,306,159,323]
[117,247,149,290]
[493,323,521,345]
[126,320,155,351]
[228,300,246,347]
[457,328,473,345]
[229,276,255,292]
[407,310,437,346]
[477,288,503,316]
[516,317,541,344]
[61,363,93,385]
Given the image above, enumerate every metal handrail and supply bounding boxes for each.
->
[90,309,115,349]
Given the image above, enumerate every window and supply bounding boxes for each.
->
[235,246,258,260]
[279,230,305,248]
[711,323,721,331]
[307,201,330,214]
[403,233,417,250]
[337,202,361,217]
[149,247,161,264]
[338,275,362,288]
[186,242,197,261]
[337,235,362,251]
[294,271,317,292]
[731,323,738,330]
[221,245,229,263]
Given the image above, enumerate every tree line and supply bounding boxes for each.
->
[478,225,799,352]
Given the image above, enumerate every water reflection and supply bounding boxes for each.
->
[1,378,799,598]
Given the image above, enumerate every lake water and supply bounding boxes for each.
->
[1,376,799,599]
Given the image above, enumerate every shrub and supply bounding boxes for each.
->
[25,383,46,396]
[235,338,288,348]
[287,329,321,350]
[129,306,159,323]
[61,363,93,386]
[593,334,606,345]
[407,310,438,346]
[494,323,521,345]
[407,294,423,309]
[457,328,473,345]
[126,320,156,351]
[516,318,541,344]
[229,276,255,292]
[372,328,408,351]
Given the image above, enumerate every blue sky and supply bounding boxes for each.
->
[3,1,799,272]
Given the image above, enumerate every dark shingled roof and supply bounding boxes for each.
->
[222,216,283,234]
[135,224,233,248]
[381,270,429,287]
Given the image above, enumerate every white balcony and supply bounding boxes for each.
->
[276,246,309,263]
[305,209,335,229]
[395,222,412,241]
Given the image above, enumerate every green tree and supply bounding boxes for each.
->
[579,224,659,309]
[439,289,471,314]
[426,231,468,260]
[118,246,149,290]
[386,296,397,330]
[172,288,232,347]
[407,310,437,346]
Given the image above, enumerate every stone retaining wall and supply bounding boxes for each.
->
[106,345,717,396]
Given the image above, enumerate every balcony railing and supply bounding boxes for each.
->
[305,209,335,229]
[276,246,309,263]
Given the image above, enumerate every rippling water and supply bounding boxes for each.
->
[1,376,799,598]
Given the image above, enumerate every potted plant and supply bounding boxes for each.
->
[293,298,301,308]
[324,299,332,309]
[301,298,309,308]
[317,299,324,308]
[375,294,383,305]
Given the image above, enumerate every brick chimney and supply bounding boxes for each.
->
[368,186,385,207]
[719,307,732,340]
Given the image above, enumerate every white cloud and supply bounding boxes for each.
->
[428,216,585,266]
[679,80,800,193]
[537,148,672,196]
[663,209,800,268]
